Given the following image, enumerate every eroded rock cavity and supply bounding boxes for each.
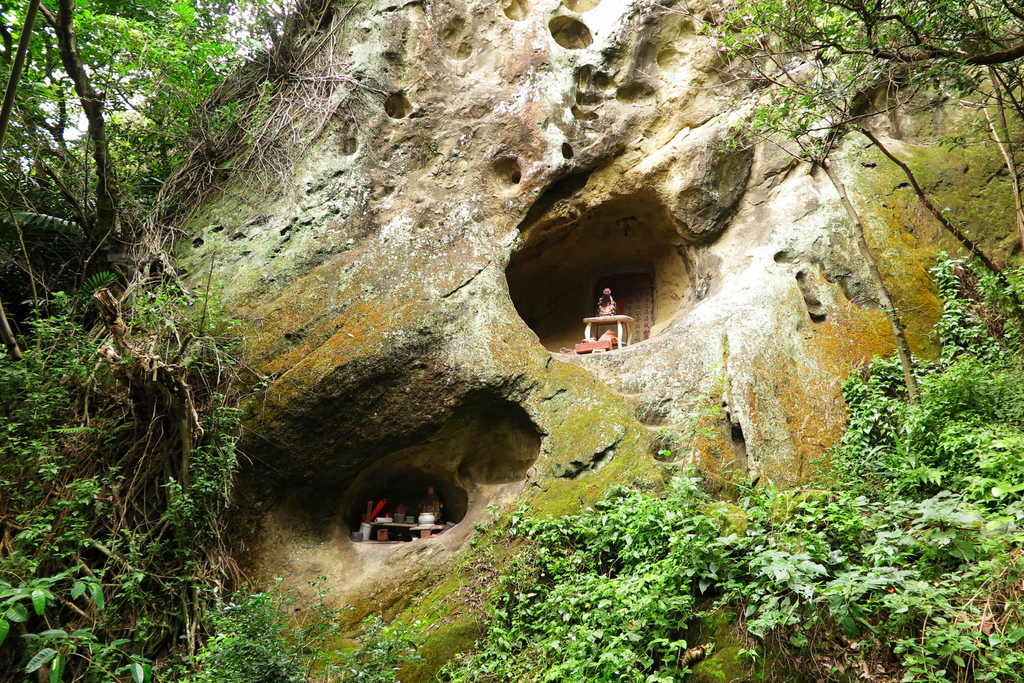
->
[508,191,691,351]
[259,393,541,550]
[339,396,542,530]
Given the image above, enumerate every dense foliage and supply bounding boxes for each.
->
[0,2,387,680]
[442,258,1024,683]
[0,285,247,681]
[715,0,1024,168]
[183,580,423,683]
[0,1,244,301]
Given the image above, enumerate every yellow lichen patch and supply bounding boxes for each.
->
[847,132,1016,353]
[749,284,895,487]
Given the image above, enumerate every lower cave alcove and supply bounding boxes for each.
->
[506,193,693,352]
[331,393,543,539]
[347,466,469,528]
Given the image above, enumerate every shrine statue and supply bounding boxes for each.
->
[420,486,441,516]
[597,288,616,317]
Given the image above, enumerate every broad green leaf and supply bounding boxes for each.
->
[951,539,976,561]
[70,582,85,600]
[39,629,67,639]
[6,603,29,623]
[128,661,148,683]
[26,648,57,674]
[991,482,1024,498]
[89,583,105,610]
[30,590,47,615]
[50,653,65,683]
[0,619,8,647]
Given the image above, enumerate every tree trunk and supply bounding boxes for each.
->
[0,292,22,361]
[42,0,119,244]
[984,67,1024,250]
[823,159,921,404]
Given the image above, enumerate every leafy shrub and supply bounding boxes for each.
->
[443,257,1024,683]
[830,258,1024,507]
[186,580,422,683]
[0,286,248,681]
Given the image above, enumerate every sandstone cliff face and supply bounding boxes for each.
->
[177,0,989,666]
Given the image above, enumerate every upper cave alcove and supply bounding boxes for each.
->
[507,193,692,352]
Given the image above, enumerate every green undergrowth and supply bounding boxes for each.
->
[0,285,250,682]
[438,257,1024,683]
[180,578,422,683]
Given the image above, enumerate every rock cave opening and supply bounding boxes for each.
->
[334,394,542,542]
[507,193,692,352]
[347,466,469,529]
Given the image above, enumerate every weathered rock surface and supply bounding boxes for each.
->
[177,0,1007,672]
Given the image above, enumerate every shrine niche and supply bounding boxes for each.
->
[331,394,542,543]
[592,269,657,341]
[506,193,691,352]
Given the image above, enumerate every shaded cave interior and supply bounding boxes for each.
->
[507,191,693,352]
[336,394,543,535]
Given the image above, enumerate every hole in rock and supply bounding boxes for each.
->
[571,105,598,121]
[731,422,747,460]
[561,142,574,159]
[773,249,794,263]
[192,237,204,248]
[616,81,656,103]
[493,157,523,185]
[549,16,593,49]
[335,396,541,542]
[563,0,600,11]
[796,271,827,323]
[352,467,468,528]
[443,16,465,45]
[501,0,528,21]
[507,193,691,352]
[384,91,412,119]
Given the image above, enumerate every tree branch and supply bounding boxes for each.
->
[46,0,119,244]
[965,42,1024,65]
[823,158,920,404]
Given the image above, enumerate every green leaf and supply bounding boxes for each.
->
[89,583,105,610]
[26,648,57,674]
[30,590,47,615]
[0,619,9,647]
[129,661,148,683]
[6,603,29,623]
[50,653,65,683]
[70,582,85,600]
[39,629,67,639]
[10,211,78,232]
[991,482,1024,498]
[951,539,976,561]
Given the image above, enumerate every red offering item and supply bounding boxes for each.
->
[369,499,387,521]
[575,340,614,354]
